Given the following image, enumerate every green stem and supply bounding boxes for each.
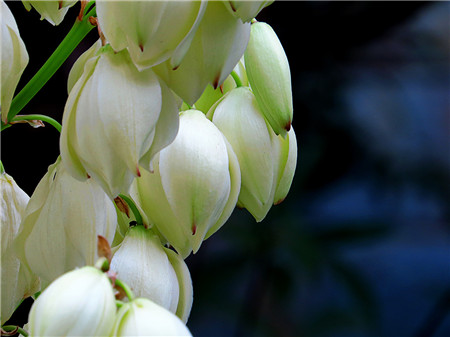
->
[118,194,143,227]
[12,114,62,132]
[115,279,135,301]
[0,161,4,174]
[5,6,97,123]
[116,300,125,308]
[2,325,29,337]
[230,70,243,88]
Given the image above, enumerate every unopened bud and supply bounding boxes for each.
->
[245,21,293,137]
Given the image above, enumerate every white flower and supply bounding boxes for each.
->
[1,0,28,123]
[154,1,251,105]
[28,266,116,336]
[112,298,192,336]
[60,46,179,197]
[96,1,206,70]
[110,225,193,323]
[14,158,117,287]
[1,172,39,324]
[134,110,241,258]
[208,87,297,221]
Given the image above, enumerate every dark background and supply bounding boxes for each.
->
[2,1,449,336]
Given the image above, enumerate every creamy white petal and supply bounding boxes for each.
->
[14,159,117,287]
[159,110,231,252]
[110,226,179,313]
[154,2,250,105]
[211,87,274,221]
[28,267,116,336]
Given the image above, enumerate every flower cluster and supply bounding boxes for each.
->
[1,0,297,335]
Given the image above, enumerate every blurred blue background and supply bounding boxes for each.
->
[3,1,449,336]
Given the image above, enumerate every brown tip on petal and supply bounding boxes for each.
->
[136,165,141,177]
[86,173,91,179]
[58,0,63,9]
[220,84,224,94]
[97,235,112,262]
[274,197,285,206]
[114,196,130,218]
[213,73,221,89]
[284,120,292,132]
[172,65,179,71]
[229,1,237,12]
[139,43,144,52]
[192,224,197,235]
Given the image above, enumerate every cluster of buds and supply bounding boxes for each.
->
[1,0,297,335]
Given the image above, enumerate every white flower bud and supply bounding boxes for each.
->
[22,0,77,26]
[14,158,117,287]
[28,266,116,336]
[135,110,241,258]
[222,0,274,23]
[154,1,250,105]
[110,225,193,323]
[245,21,293,137]
[1,172,39,324]
[96,1,206,70]
[1,0,29,123]
[60,47,179,197]
[112,298,192,337]
[208,87,297,221]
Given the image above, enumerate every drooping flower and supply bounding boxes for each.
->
[245,21,293,137]
[60,46,179,197]
[28,266,116,336]
[110,225,193,323]
[208,87,297,221]
[1,0,29,123]
[14,157,117,287]
[134,110,241,258]
[96,1,206,70]
[1,171,39,324]
[153,1,251,105]
[112,297,192,337]
[22,0,77,26]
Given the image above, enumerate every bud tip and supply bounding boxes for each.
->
[274,197,285,206]
[284,120,292,132]
[213,73,221,89]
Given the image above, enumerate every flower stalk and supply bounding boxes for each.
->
[10,114,62,132]
[2,325,29,337]
[115,279,135,302]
